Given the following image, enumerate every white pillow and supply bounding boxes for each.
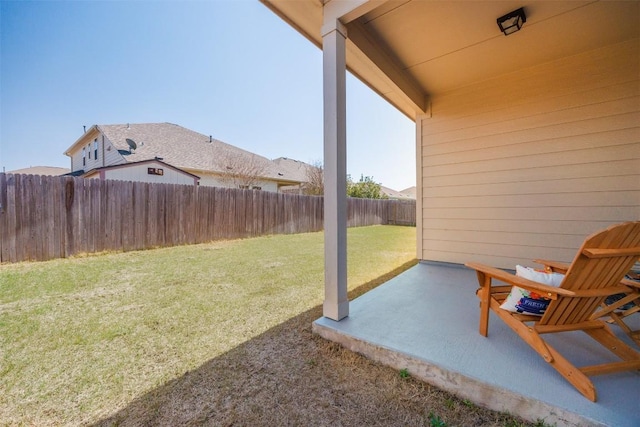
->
[499,265,564,316]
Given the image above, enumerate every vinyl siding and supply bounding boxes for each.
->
[419,39,640,269]
[68,132,125,172]
[69,143,91,173]
[83,138,101,171]
[70,149,83,172]
[102,135,126,167]
[101,162,196,185]
[197,173,278,191]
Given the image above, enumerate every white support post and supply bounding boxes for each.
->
[322,19,349,321]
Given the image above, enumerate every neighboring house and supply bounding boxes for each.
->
[272,157,317,194]
[271,157,313,183]
[82,158,199,186]
[6,166,70,176]
[380,186,414,200]
[63,122,305,191]
[399,186,416,200]
[262,0,639,320]
[274,156,416,198]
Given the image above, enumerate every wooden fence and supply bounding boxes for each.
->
[0,173,416,263]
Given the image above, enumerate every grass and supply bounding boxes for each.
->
[1,225,412,424]
[1,225,539,426]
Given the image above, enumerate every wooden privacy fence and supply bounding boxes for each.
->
[0,173,416,263]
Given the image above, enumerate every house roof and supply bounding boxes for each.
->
[271,157,314,182]
[261,1,639,120]
[68,123,303,184]
[399,186,416,199]
[6,166,70,176]
[380,185,414,200]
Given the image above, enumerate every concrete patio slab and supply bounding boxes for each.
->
[313,262,640,427]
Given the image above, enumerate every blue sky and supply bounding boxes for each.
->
[0,0,415,190]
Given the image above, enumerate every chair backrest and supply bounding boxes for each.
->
[539,221,640,326]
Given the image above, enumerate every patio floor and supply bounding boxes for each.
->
[313,262,640,427]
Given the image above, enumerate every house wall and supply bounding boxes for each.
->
[101,134,127,168]
[419,39,639,269]
[68,132,124,172]
[197,172,279,192]
[101,161,197,185]
[69,148,84,172]
[69,131,101,172]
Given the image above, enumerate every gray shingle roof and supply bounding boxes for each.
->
[380,185,416,200]
[271,157,314,182]
[399,186,416,199]
[6,166,70,176]
[98,123,302,183]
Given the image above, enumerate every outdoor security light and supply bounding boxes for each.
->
[497,7,526,36]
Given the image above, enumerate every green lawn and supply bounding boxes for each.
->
[0,225,416,425]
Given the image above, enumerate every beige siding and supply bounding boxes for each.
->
[69,142,95,172]
[196,174,229,187]
[83,137,101,171]
[102,162,196,185]
[68,132,125,172]
[420,40,640,269]
[68,130,96,172]
[70,148,83,172]
[197,173,279,191]
[101,135,126,167]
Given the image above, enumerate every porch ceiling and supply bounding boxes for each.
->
[261,0,640,120]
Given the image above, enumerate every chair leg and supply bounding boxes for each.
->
[543,339,598,402]
[605,304,640,348]
[476,271,491,337]
[490,299,597,401]
[585,324,640,362]
[490,299,554,363]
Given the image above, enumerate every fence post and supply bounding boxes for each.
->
[1,174,416,263]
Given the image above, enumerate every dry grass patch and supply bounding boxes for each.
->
[1,225,538,426]
[96,292,540,427]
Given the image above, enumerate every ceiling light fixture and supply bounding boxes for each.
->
[497,7,526,36]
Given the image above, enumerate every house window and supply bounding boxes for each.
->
[239,185,249,189]
[88,144,91,159]
[94,139,98,160]
[252,186,262,191]
[82,147,86,166]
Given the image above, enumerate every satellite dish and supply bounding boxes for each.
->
[126,138,137,151]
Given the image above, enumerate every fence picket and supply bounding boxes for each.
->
[0,173,7,262]
[0,173,415,263]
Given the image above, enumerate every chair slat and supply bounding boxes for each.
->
[580,360,640,376]
[467,221,640,401]
[582,247,640,258]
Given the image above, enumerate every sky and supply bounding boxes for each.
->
[0,0,416,191]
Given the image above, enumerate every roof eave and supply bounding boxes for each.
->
[260,0,424,121]
[63,124,100,156]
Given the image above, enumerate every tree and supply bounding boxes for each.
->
[346,174,387,199]
[219,152,269,189]
[303,160,324,196]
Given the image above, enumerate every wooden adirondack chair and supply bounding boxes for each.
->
[466,221,640,401]
[532,259,640,348]
[595,277,640,347]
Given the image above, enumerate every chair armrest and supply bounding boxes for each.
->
[533,259,570,274]
[621,278,640,290]
[465,262,575,299]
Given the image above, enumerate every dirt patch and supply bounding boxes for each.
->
[94,305,535,427]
